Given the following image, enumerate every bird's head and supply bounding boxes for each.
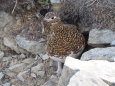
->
[43,12,61,24]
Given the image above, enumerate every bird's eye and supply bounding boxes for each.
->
[51,17,54,19]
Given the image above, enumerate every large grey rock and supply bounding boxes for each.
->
[88,29,115,47]
[3,37,27,54]
[81,47,115,61]
[16,35,46,54]
[58,57,115,86]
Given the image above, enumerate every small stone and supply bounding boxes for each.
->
[50,75,59,84]
[19,54,26,59]
[0,72,4,80]
[8,63,26,73]
[31,73,36,78]
[17,70,28,82]
[41,80,57,86]
[41,54,50,60]
[2,83,11,86]
[0,51,4,59]
[2,57,12,62]
[37,71,45,78]
[31,63,44,73]
[22,58,34,64]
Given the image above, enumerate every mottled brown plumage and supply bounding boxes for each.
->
[43,12,85,58]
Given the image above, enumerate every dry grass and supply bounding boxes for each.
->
[59,0,115,32]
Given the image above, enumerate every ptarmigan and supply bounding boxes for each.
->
[43,12,85,76]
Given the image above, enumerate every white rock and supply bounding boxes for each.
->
[31,63,44,73]
[0,51,4,59]
[31,73,36,78]
[81,47,115,61]
[2,83,11,86]
[50,0,61,3]
[8,63,26,73]
[58,57,115,86]
[19,54,26,59]
[111,40,115,46]
[41,54,50,60]
[88,29,115,47]
[3,37,27,54]
[0,72,4,80]
[17,70,28,82]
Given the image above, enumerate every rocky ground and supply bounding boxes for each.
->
[0,0,115,86]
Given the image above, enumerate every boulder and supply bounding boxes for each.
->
[58,57,115,86]
[81,47,115,61]
[88,29,115,47]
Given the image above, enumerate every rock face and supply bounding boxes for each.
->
[16,35,46,54]
[58,57,115,86]
[88,29,115,47]
[81,47,115,61]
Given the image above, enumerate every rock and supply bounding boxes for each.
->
[111,40,115,46]
[37,71,45,78]
[31,63,44,73]
[58,57,115,86]
[19,54,26,59]
[0,11,15,27]
[22,58,34,64]
[31,73,37,78]
[80,47,115,61]
[0,51,4,59]
[88,29,115,47]
[50,0,61,3]
[16,35,46,54]
[8,63,26,73]
[1,83,11,86]
[41,75,58,86]
[0,72,4,80]
[17,70,28,82]
[3,37,27,54]
[2,57,12,62]
[41,80,57,86]
[41,54,50,60]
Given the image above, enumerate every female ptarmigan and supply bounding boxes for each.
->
[43,12,85,76]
